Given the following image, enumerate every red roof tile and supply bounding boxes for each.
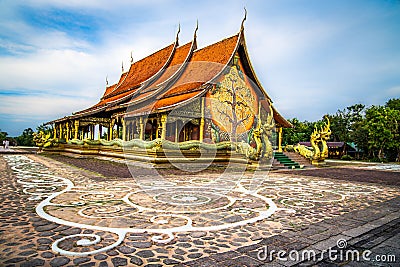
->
[103,43,175,99]
[130,42,193,103]
[150,42,192,88]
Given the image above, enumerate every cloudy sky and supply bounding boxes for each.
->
[0,0,399,136]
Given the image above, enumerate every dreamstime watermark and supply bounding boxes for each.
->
[257,239,397,263]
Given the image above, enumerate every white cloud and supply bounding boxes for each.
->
[1,0,400,136]
[0,95,93,119]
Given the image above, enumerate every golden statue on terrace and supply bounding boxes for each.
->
[294,117,331,165]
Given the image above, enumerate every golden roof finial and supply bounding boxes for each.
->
[241,7,247,31]
[175,23,181,43]
[194,19,199,39]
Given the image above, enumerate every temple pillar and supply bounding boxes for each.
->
[53,124,57,139]
[160,114,167,140]
[199,98,205,142]
[98,125,103,140]
[122,118,126,141]
[175,121,179,142]
[129,121,133,140]
[66,122,70,142]
[74,120,79,139]
[109,120,114,141]
[278,127,283,152]
[90,125,94,140]
[59,124,63,139]
[139,117,144,140]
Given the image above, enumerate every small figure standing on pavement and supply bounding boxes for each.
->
[4,140,9,149]
[2,140,5,149]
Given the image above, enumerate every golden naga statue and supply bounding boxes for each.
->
[33,131,56,149]
[236,106,274,161]
[294,117,331,165]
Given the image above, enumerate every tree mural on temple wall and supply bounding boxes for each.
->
[208,63,257,142]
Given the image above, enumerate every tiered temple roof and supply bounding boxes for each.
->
[52,23,291,128]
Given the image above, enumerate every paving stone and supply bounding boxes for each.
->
[4,257,26,264]
[175,248,186,255]
[163,258,180,265]
[80,262,96,267]
[210,250,241,262]
[127,241,152,248]
[37,245,51,251]
[383,233,400,249]
[99,262,109,267]
[107,250,119,256]
[20,258,45,267]
[155,248,169,254]
[38,231,54,237]
[19,243,35,249]
[187,253,203,259]
[177,242,192,248]
[147,258,161,263]
[111,257,128,266]
[129,255,144,265]
[172,254,185,261]
[136,250,155,258]
[50,257,70,267]
[60,228,81,235]
[32,220,49,226]
[54,225,71,232]
[193,240,204,246]
[36,223,59,232]
[117,245,136,254]
[41,251,55,258]
[37,238,53,244]
[5,242,21,246]
[94,254,108,260]
[189,231,207,238]
[73,257,91,265]
[185,257,217,267]
[18,250,38,256]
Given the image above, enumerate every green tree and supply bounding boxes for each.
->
[16,128,35,146]
[282,118,319,145]
[364,106,400,161]
[386,98,400,111]
[36,123,53,136]
[0,129,8,143]
[351,118,369,158]
[326,112,347,142]
[326,104,365,142]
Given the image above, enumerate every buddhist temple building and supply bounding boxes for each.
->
[43,18,292,164]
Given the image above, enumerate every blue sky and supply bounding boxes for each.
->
[0,0,399,136]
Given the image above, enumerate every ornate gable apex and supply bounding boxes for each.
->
[231,28,293,128]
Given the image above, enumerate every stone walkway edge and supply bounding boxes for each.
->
[182,196,400,266]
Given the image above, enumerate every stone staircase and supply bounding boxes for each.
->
[273,152,301,169]
[272,151,313,169]
[284,151,313,168]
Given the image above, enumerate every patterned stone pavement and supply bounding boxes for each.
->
[0,154,399,266]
